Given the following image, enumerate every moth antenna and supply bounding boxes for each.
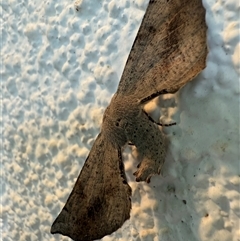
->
[140,89,169,104]
[139,87,179,104]
[143,110,176,127]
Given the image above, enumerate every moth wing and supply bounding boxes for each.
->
[51,133,131,241]
[117,0,207,101]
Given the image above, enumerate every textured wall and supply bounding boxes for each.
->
[2,0,239,240]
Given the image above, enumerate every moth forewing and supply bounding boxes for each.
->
[51,133,131,241]
[117,0,208,102]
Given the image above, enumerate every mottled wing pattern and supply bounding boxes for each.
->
[51,133,131,241]
[117,0,207,102]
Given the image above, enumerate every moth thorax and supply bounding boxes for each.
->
[102,114,127,147]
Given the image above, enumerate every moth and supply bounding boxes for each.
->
[51,0,208,240]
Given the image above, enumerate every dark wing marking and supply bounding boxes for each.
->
[51,133,131,241]
[117,0,207,101]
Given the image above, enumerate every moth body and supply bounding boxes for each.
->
[102,94,167,182]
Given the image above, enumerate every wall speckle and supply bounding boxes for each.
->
[2,0,239,241]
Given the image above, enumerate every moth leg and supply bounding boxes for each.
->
[143,110,176,127]
[140,87,179,104]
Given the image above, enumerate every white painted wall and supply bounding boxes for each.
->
[2,0,239,240]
